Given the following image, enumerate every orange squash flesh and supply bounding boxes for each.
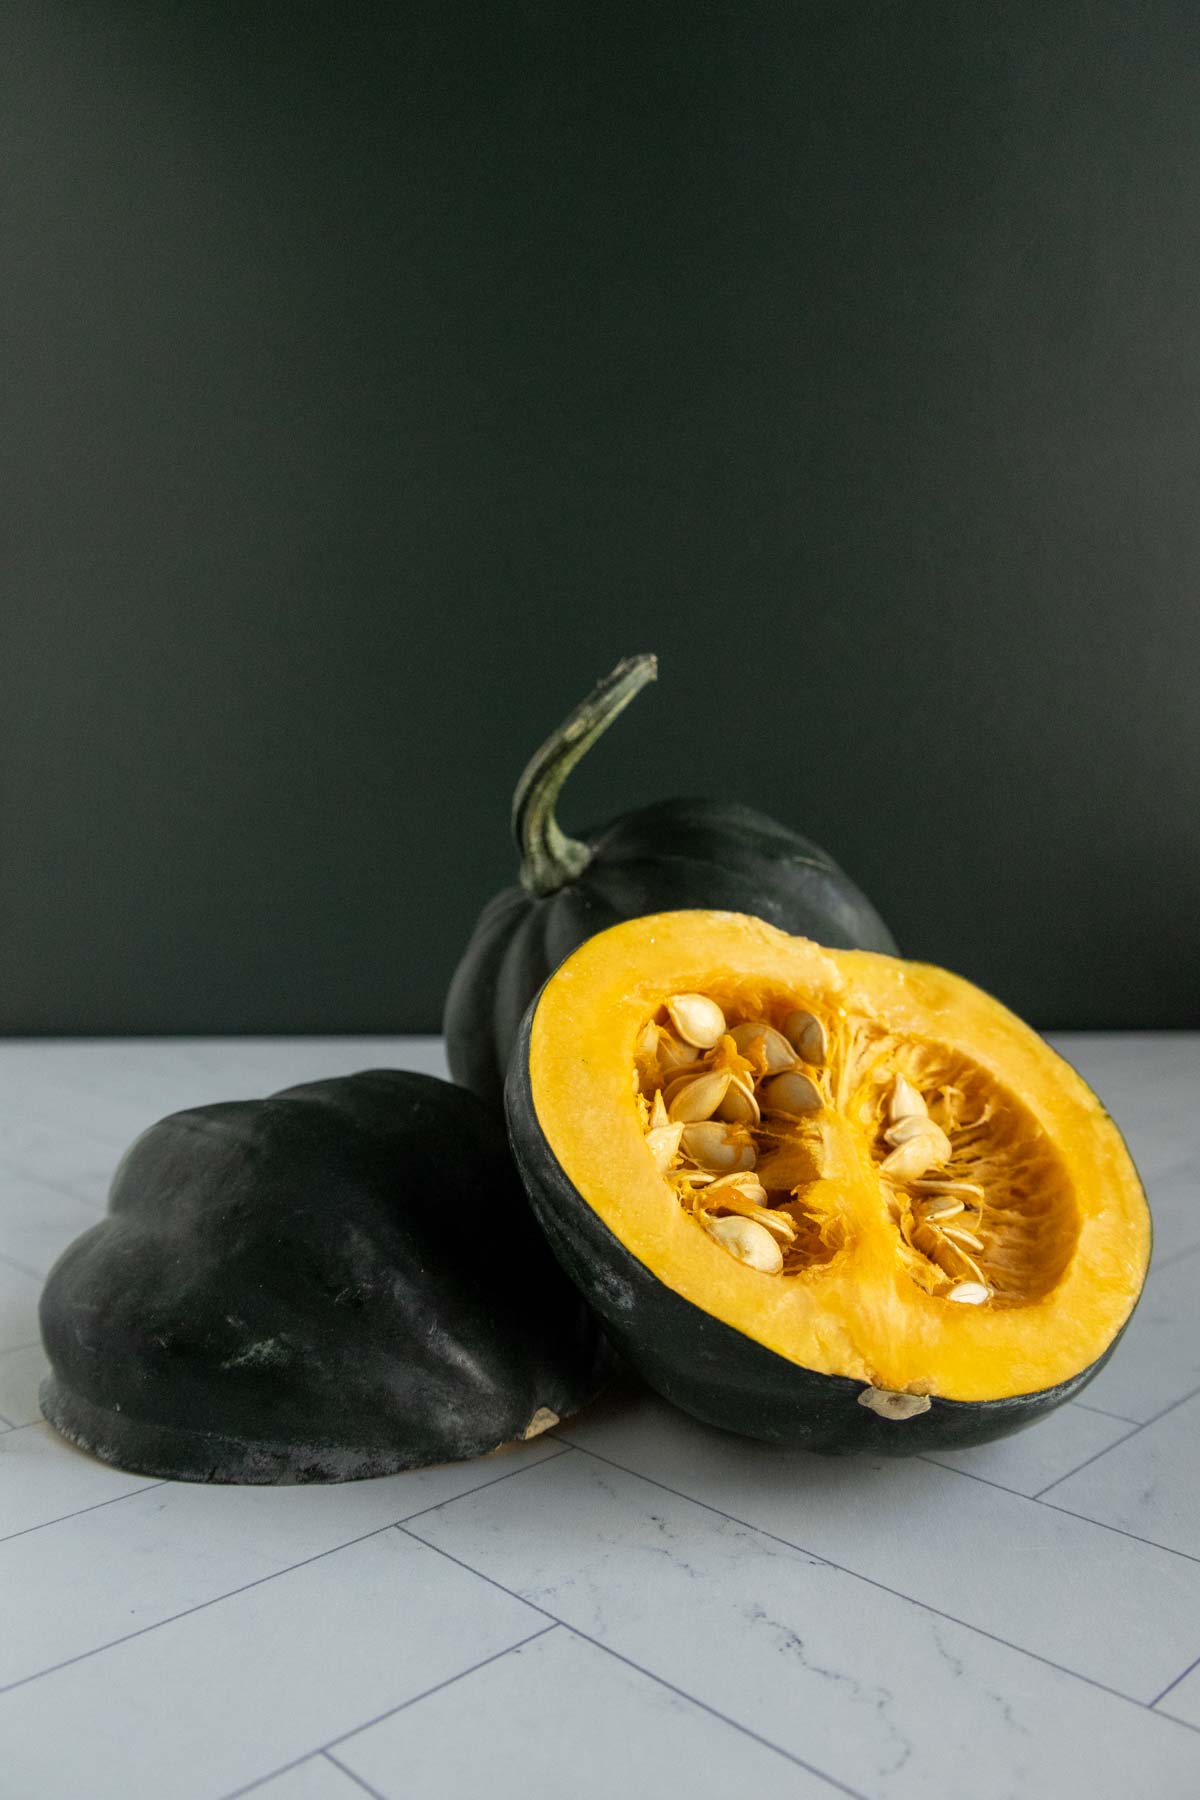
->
[528,912,1150,1403]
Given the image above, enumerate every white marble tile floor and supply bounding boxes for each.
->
[0,1034,1197,1798]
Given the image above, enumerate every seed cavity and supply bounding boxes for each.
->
[635,994,1028,1313]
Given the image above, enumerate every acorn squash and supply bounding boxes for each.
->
[505,912,1151,1453]
[446,656,897,1110]
[40,1071,610,1482]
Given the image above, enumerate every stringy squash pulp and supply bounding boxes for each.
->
[527,912,1149,1403]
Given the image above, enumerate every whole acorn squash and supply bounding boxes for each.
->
[39,1071,610,1483]
[505,911,1151,1455]
[446,655,897,1109]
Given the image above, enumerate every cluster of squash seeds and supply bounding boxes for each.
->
[636,994,835,1276]
[636,995,1080,1308]
[635,995,1050,1307]
[879,1073,992,1305]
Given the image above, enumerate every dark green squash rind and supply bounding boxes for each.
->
[40,1071,612,1484]
[505,1008,1128,1456]
[449,797,898,1111]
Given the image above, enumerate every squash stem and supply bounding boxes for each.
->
[512,653,658,897]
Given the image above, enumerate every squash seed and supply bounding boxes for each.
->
[941,1225,985,1252]
[705,1172,769,1207]
[716,1074,761,1127]
[921,1200,964,1222]
[885,1114,939,1147]
[889,1074,927,1122]
[645,1122,684,1172]
[667,1070,733,1124]
[760,1070,822,1117]
[857,1387,933,1420]
[946,1281,990,1305]
[703,1214,783,1273]
[783,1009,828,1065]
[680,1122,758,1173]
[879,1125,950,1181]
[658,1030,702,1071]
[520,1406,561,1440]
[729,1020,796,1075]
[700,1179,798,1245]
[911,1179,985,1199]
[667,993,727,1050]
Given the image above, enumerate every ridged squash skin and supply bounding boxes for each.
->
[40,1072,611,1483]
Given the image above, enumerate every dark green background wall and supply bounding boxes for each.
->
[4,2,1199,1032]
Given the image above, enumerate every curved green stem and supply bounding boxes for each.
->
[512,653,658,897]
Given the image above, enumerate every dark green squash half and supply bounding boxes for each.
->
[446,655,897,1110]
[504,912,1151,1455]
[40,1071,610,1483]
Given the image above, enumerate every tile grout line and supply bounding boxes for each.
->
[395,1519,868,1800]
[914,1437,1141,1506]
[0,1479,169,1547]
[0,1518,406,1700]
[381,1442,572,1532]
[1146,1240,1200,1282]
[0,1435,567,1552]
[1149,1239,1200,1277]
[1035,1496,1200,1565]
[563,1626,868,1800]
[905,1442,1200,1570]
[1070,1400,1143,1424]
[1136,1379,1200,1431]
[1151,1651,1200,1712]
[322,1749,389,1800]
[0,1159,111,1209]
[318,1628,562,1777]
[322,1627,561,1753]
[0,1339,43,1359]
[0,1445,573,1694]
[217,1629,563,1799]
[0,1247,44,1282]
[1033,1378,1200,1501]
[550,1437,1200,1732]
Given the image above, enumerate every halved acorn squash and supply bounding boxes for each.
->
[505,911,1151,1453]
[40,1072,610,1483]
